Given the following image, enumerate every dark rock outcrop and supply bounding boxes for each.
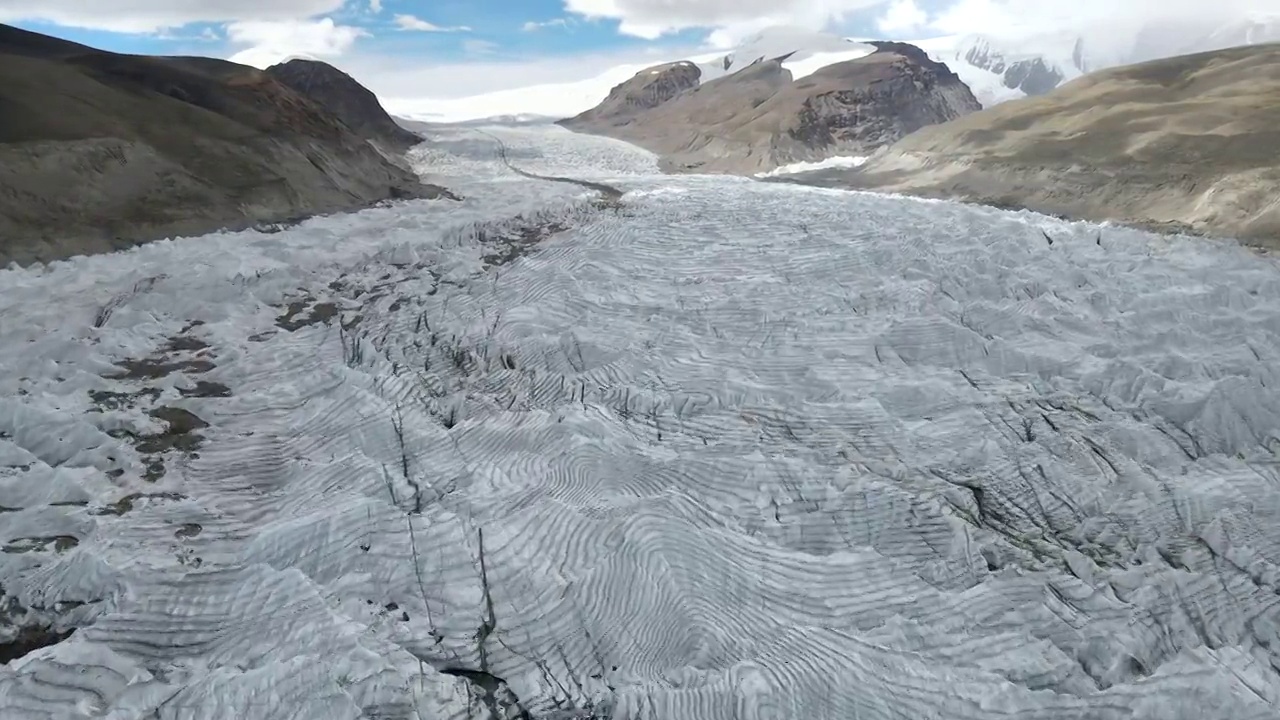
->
[0,24,451,267]
[962,40,1066,96]
[559,41,981,175]
[265,58,422,151]
[787,41,983,156]
[1002,58,1064,96]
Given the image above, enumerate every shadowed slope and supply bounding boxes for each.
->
[266,58,424,152]
[0,24,451,267]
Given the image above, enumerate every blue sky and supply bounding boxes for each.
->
[0,0,927,95]
[0,0,1249,100]
[1,1,900,65]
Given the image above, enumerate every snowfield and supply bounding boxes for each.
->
[754,154,869,178]
[3,125,1280,719]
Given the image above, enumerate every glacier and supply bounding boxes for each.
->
[2,125,1280,719]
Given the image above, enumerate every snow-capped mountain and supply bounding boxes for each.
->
[1171,14,1280,56]
[914,12,1280,107]
[386,60,659,124]
[911,32,1087,107]
[686,26,875,83]
[388,15,1280,123]
[389,27,874,123]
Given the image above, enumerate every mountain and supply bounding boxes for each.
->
[912,33,1085,107]
[389,28,879,124]
[265,58,423,151]
[1193,15,1280,51]
[687,25,876,83]
[562,61,703,128]
[0,24,450,267]
[387,61,662,125]
[559,41,980,175]
[913,14,1280,107]
[774,42,1280,248]
[386,17,1280,123]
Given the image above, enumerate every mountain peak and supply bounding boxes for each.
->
[688,25,874,84]
[265,59,422,150]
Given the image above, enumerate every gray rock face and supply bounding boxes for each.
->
[1002,58,1064,96]
[1072,37,1088,74]
[963,41,1066,96]
[0,24,450,267]
[560,42,981,175]
[789,41,982,155]
[568,61,702,126]
[265,58,422,151]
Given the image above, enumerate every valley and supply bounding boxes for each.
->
[3,125,1280,719]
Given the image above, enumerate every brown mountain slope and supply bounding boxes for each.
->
[565,60,703,127]
[559,42,980,175]
[778,42,1280,248]
[0,24,451,267]
[265,58,423,151]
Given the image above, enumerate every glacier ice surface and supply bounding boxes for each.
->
[2,125,1280,718]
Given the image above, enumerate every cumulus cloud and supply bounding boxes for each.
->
[561,0,1280,44]
[410,0,1280,100]
[393,14,471,32]
[875,0,927,36]
[563,0,886,40]
[924,0,1279,37]
[226,17,367,68]
[0,0,345,33]
[369,0,383,12]
[347,42,688,101]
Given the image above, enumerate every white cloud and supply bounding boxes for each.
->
[346,43,690,103]
[909,0,1280,71]
[562,0,887,39]
[0,0,345,33]
[924,0,1280,38]
[703,18,799,49]
[226,17,367,68]
[559,0,1280,45]
[363,0,1280,113]
[522,18,571,32]
[18,0,1277,108]
[463,39,501,55]
[875,0,927,36]
[393,14,470,32]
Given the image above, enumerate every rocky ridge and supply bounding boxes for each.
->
[774,42,1280,249]
[959,37,1073,96]
[563,61,702,127]
[265,58,423,152]
[0,24,451,267]
[559,41,981,175]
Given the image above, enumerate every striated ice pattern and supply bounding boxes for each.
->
[2,125,1280,719]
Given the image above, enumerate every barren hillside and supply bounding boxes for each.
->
[560,42,980,175]
[782,42,1280,247]
[0,24,450,267]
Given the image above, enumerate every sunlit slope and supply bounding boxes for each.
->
[791,42,1280,247]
